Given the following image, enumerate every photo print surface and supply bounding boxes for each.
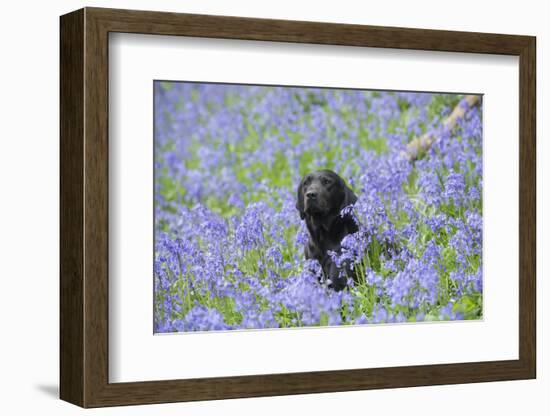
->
[154,81,483,333]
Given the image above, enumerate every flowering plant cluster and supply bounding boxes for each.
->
[154,82,483,332]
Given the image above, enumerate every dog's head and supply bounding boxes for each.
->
[296,170,357,220]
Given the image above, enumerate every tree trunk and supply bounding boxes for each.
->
[404,94,480,161]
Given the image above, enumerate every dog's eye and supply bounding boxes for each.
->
[322,178,332,186]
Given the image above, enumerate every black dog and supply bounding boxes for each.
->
[296,170,358,291]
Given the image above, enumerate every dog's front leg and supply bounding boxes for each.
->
[324,258,347,291]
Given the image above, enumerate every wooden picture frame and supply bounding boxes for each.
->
[60,7,536,408]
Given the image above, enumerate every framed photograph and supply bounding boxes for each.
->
[60,7,536,408]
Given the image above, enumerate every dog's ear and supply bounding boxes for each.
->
[340,180,358,211]
[296,178,305,220]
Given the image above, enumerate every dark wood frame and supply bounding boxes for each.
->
[60,7,536,408]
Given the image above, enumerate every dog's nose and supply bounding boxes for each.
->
[306,191,317,199]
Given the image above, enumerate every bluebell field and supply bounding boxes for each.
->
[154,82,483,333]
